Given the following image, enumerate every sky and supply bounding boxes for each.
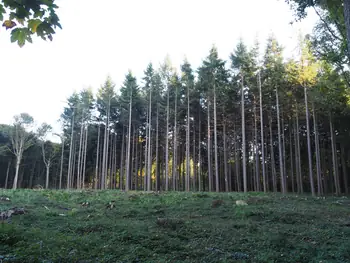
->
[0,0,318,141]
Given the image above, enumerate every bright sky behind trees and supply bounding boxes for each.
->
[0,0,317,137]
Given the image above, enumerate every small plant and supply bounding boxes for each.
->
[212,199,224,208]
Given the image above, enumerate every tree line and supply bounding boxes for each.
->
[1,35,349,196]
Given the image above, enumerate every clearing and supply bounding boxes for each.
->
[1,190,350,263]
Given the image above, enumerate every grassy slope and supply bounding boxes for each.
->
[0,190,350,263]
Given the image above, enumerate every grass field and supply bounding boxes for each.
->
[1,190,350,263]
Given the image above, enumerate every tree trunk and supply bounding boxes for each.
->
[241,74,247,192]
[289,124,295,193]
[77,119,84,189]
[269,114,277,192]
[254,99,260,192]
[276,87,285,193]
[193,123,196,191]
[281,111,287,192]
[126,88,133,191]
[13,153,22,190]
[258,71,266,192]
[67,109,75,189]
[95,124,100,189]
[213,81,219,192]
[198,115,202,192]
[45,163,50,189]
[186,80,191,192]
[165,83,170,191]
[101,102,110,190]
[135,132,139,190]
[147,93,152,191]
[5,160,11,189]
[312,103,322,195]
[341,145,349,194]
[223,120,229,192]
[330,114,341,195]
[144,114,148,191]
[82,125,88,189]
[173,88,178,191]
[295,103,303,193]
[130,128,136,190]
[120,127,125,190]
[156,104,160,191]
[304,85,315,196]
[59,137,64,190]
[207,96,212,192]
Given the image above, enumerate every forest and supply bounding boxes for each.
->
[1,34,349,196]
[1,0,350,197]
[2,1,350,262]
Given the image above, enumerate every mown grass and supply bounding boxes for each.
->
[1,190,350,263]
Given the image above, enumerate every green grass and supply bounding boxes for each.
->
[1,190,350,263]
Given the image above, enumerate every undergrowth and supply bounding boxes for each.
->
[0,190,350,263]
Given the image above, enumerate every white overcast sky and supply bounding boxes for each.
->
[0,0,317,137]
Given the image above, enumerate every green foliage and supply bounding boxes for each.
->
[1,190,350,262]
[0,0,61,47]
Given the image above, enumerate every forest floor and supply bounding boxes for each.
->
[0,190,350,263]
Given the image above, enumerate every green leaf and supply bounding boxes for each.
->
[0,4,5,21]
[28,19,41,33]
[34,10,44,18]
[10,28,28,47]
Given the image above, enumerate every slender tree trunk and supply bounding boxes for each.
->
[126,89,133,191]
[269,115,277,192]
[241,74,247,192]
[67,109,75,189]
[45,163,50,189]
[198,115,202,192]
[172,87,178,191]
[213,81,219,192]
[156,104,160,191]
[234,123,241,192]
[258,72,266,192]
[135,132,139,190]
[131,128,136,190]
[207,97,212,192]
[101,103,110,190]
[13,152,22,190]
[120,127,125,190]
[254,100,260,192]
[330,114,341,195]
[82,125,88,189]
[95,124,100,189]
[281,112,287,192]
[341,145,349,194]
[296,103,303,193]
[77,119,84,189]
[186,81,191,192]
[312,103,322,195]
[147,96,152,192]
[294,121,300,193]
[276,87,285,193]
[304,85,315,196]
[165,83,170,191]
[58,137,64,190]
[193,123,196,191]
[289,124,295,193]
[5,160,11,189]
[72,142,77,188]
[144,115,148,191]
[223,120,229,192]
[29,160,36,189]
